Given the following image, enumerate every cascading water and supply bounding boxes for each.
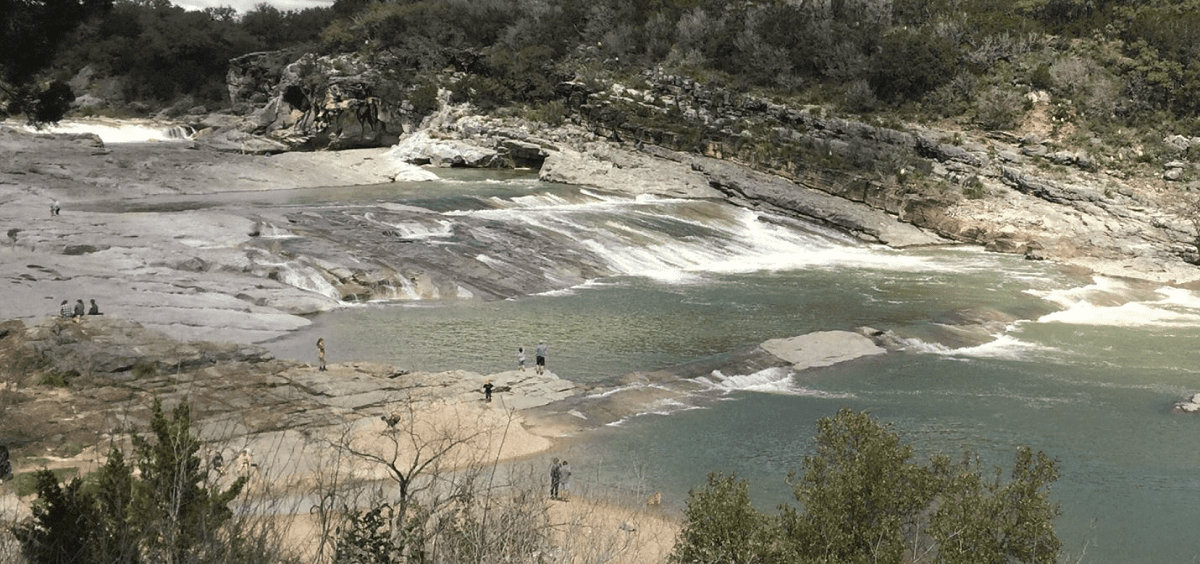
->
[20,119,194,143]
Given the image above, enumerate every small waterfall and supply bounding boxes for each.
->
[163,125,194,140]
[272,261,341,301]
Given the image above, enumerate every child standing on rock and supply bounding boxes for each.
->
[517,346,526,371]
[317,338,326,371]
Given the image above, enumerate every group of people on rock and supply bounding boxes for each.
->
[517,340,549,374]
[59,298,100,322]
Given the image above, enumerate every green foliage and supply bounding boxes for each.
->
[0,0,112,86]
[12,399,248,564]
[962,176,987,199]
[36,370,73,388]
[928,449,1061,564]
[409,82,440,117]
[10,467,78,497]
[14,470,93,564]
[784,409,936,564]
[669,473,780,564]
[332,503,396,564]
[132,399,247,563]
[673,409,1062,564]
[975,86,1028,131]
[869,28,959,103]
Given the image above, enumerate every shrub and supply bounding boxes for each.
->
[869,28,959,103]
[975,86,1028,130]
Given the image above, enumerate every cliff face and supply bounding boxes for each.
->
[223,51,423,150]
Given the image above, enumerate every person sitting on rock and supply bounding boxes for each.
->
[88,299,100,315]
[59,300,73,318]
[73,299,85,322]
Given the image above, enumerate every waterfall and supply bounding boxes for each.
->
[20,119,193,143]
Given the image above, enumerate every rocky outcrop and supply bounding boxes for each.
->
[223,51,423,150]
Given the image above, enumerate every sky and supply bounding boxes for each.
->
[172,0,334,14]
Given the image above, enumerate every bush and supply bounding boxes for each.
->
[869,28,959,103]
[975,86,1028,130]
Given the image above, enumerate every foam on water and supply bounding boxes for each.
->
[1031,276,1200,327]
[695,366,799,394]
[911,332,1058,360]
[24,120,193,143]
[604,399,704,427]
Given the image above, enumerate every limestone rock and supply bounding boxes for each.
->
[760,331,886,370]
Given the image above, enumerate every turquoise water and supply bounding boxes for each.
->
[256,171,1200,564]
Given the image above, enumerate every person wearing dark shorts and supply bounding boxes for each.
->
[535,340,548,375]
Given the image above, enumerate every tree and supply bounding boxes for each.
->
[13,470,95,564]
[868,27,959,103]
[669,473,780,564]
[783,409,937,564]
[13,399,248,564]
[131,399,247,564]
[672,409,1062,564]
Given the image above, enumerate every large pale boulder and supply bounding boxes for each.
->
[760,331,887,370]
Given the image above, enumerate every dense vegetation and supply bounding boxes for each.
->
[3,0,1200,137]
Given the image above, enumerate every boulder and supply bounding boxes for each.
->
[1172,393,1200,413]
[760,331,886,370]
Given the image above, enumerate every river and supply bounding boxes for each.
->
[226,168,1200,564]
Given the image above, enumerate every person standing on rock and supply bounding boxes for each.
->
[535,340,548,375]
[517,346,526,372]
[317,337,327,371]
[483,380,494,402]
[558,460,572,501]
[549,457,561,499]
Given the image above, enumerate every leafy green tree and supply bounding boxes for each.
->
[13,400,247,564]
[928,449,1061,564]
[869,27,959,103]
[90,448,141,564]
[782,409,937,564]
[669,472,780,564]
[0,0,112,87]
